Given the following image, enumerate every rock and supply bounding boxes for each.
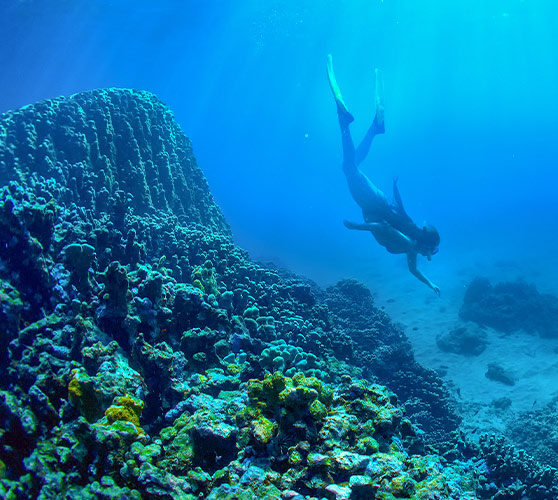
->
[485,363,516,386]
[307,452,332,469]
[324,483,351,500]
[330,449,369,478]
[0,88,230,234]
[436,323,489,356]
[349,475,379,500]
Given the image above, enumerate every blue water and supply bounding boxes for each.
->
[2,0,558,291]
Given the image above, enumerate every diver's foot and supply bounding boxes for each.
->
[327,54,354,122]
[372,106,385,134]
[337,104,355,125]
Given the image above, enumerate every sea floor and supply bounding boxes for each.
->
[360,246,558,439]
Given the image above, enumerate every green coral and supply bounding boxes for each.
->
[292,372,334,405]
[247,371,286,413]
[309,399,328,420]
[158,413,195,474]
[251,414,277,445]
[239,371,336,456]
[247,371,334,422]
[389,473,416,497]
[340,382,402,432]
[224,363,246,376]
[192,279,204,293]
[0,280,23,331]
[356,435,380,455]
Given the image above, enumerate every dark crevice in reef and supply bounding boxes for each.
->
[0,88,555,498]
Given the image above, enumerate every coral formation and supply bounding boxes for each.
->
[476,434,558,499]
[506,397,558,469]
[460,277,558,337]
[0,88,555,498]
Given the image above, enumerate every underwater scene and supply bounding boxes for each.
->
[1,1,558,498]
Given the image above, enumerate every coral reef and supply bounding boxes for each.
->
[0,88,555,498]
[324,279,462,443]
[476,434,558,499]
[460,278,558,337]
[506,397,558,469]
[0,88,229,234]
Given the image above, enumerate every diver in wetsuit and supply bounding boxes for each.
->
[327,54,441,295]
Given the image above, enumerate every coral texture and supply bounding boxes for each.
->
[0,88,230,234]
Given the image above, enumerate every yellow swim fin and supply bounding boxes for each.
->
[374,68,385,132]
[327,54,353,121]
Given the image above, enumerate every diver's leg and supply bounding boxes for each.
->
[355,68,385,166]
[338,113,382,210]
[355,116,382,166]
[328,55,386,213]
[339,109,356,169]
[341,122,387,215]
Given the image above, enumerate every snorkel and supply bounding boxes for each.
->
[419,224,440,260]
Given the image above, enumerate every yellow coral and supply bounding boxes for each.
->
[67,368,102,422]
[68,376,83,400]
[103,395,145,435]
[251,415,277,444]
[225,363,245,376]
[192,279,205,293]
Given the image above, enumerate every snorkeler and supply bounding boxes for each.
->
[327,54,440,295]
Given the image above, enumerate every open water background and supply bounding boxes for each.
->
[1,0,557,292]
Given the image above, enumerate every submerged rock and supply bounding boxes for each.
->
[436,323,489,356]
[485,363,516,386]
[460,277,558,337]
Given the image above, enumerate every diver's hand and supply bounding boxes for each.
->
[431,284,441,296]
[343,219,358,230]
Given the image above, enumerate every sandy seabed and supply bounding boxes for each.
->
[357,245,558,437]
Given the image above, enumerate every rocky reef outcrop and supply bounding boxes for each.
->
[436,323,489,357]
[0,88,555,499]
[0,88,229,233]
[460,278,558,337]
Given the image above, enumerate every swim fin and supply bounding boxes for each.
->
[374,68,385,133]
[327,54,354,123]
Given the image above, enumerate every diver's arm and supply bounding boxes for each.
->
[343,220,397,233]
[345,220,415,253]
[407,252,440,295]
[343,220,378,231]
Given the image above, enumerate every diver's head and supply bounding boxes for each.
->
[418,224,440,261]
